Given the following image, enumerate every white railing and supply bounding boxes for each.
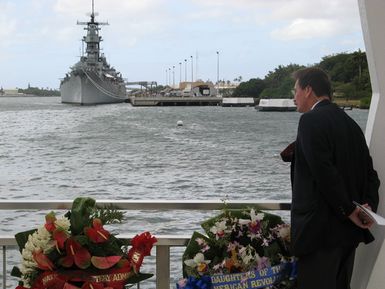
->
[0,200,291,289]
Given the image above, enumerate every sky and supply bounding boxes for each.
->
[0,0,366,90]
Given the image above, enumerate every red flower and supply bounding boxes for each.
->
[53,228,69,250]
[84,219,110,243]
[91,255,122,269]
[128,232,157,273]
[33,249,55,271]
[130,232,157,256]
[59,238,91,269]
[45,211,57,232]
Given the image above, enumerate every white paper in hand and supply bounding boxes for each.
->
[353,201,385,226]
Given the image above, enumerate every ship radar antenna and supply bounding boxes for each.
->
[90,0,96,23]
[88,0,100,23]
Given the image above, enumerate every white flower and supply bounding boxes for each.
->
[55,217,70,231]
[262,238,269,247]
[210,220,228,239]
[184,253,211,274]
[19,224,56,287]
[276,224,290,241]
[213,263,223,271]
[196,238,210,252]
[239,209,264,225]
[238,245,256,265]
[239,209,264,240]
[184,253,211,268]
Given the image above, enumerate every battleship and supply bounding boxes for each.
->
[60,0,128,105]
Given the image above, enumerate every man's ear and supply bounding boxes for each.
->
[304,86,313,98]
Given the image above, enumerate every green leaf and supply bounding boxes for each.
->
[70,197,96,235]
[91,204,125,225]
[11,266,22,278]
[182,231,218,277]
[15,229,37,253]
[126,273,153,284]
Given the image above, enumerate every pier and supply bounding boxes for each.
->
[130,96,222,106]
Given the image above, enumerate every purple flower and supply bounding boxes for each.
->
[176,276,212,289]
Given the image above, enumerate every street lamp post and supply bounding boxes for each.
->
[179,62,182,86]
[184,59,187,82]
[216,51,220,89]
[168,68,171,86]
[166,69,168,86]
[172,65,175,88]
[190,55,194,83]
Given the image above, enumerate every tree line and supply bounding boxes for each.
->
[18,85,61,96]
[229,50,371,108]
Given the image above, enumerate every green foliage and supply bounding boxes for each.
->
[18,86,60,96]
[319,50,371,100]
[125,273,154,285]
[232,50,371,106]
[259,64,304,98]
[219,88,235,97]
[11,265,22,278]
[69,197,97,235]
[92,204,125,225]
[68,198,124,235]
[232,78,265,97]
[14,229,37,253]
[360,97,372,109]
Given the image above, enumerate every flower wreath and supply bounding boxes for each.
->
[11,197,157,289]
[177,207,297,289]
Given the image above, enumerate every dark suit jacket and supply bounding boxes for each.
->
[290,100,380,256]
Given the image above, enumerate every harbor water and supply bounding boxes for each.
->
[0,97,369,287]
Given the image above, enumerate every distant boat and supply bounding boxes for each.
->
[257,98,296,111]
[60,0,127,105]
[222,97,255,107]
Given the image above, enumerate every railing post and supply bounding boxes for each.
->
[156,245,170,289]
[3,245,6,289]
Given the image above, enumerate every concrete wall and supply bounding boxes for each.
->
[352,1,385,288]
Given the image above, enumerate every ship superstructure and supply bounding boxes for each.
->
[60,0,127,105]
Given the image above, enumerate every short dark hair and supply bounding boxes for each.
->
[292,67,332,99]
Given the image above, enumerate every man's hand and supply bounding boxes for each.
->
[348,203,374,229]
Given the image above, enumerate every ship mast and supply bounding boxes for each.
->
[77,0,108,66]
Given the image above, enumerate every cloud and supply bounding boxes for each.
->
[54,0,160,16]
[0,3,18,48]
[190,0,361,41]
[52,0,169,47]
[271,18,341,40]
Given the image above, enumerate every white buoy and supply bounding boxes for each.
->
[177,120,183,126]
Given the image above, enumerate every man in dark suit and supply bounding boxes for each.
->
[287,67,380,289]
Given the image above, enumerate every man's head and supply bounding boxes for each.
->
[292,67,332,113]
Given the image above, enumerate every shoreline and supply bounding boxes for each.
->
[0,94,59,97]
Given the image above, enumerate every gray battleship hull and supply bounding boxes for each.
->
[60,74,127,105]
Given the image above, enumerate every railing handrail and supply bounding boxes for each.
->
[0,199,291,210]
[0,235,192,247]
